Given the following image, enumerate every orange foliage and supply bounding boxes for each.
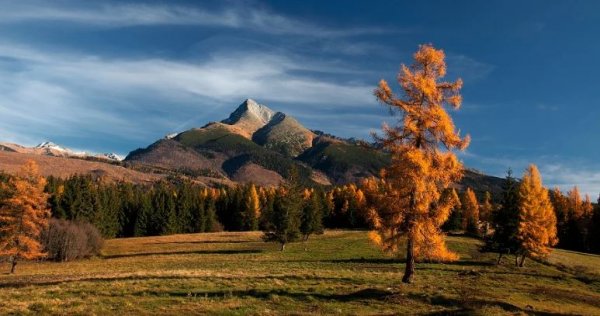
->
[0,160,51,273]
[516,165,558,260]
[480,191,493,222]
[245,184,261,221]
[365,44,469,282]
[461,188,479,233]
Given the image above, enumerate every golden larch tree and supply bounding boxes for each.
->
[567,186,583,219]
[244,184,261,230]
[461,188,480,235]
[0,160,51,274]
[364,44,470,283]
[515,164,558,267]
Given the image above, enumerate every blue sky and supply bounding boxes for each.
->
[0,0,599,196]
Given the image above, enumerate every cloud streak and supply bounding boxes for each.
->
[461,151,600,197]
[0,1,388,37]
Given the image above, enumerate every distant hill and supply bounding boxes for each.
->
[0,141,123,162]
[0,151,158,184]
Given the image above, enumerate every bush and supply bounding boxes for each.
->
[42,219,104,261]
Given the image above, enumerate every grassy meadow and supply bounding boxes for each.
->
[0,230,599,315]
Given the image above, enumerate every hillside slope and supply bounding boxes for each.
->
[0,151,160,183]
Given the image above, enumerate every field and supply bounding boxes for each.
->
[0,231,599,315]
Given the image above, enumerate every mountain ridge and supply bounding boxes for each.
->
[0,99,505,194]
[124,99,506,194]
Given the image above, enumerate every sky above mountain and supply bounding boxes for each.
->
[0,0,599,196]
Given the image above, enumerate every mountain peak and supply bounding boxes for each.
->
[222,99,275,126]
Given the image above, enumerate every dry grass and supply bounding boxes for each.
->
[0,231,599,315]
[0,151,161,183]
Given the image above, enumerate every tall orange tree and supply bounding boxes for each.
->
[0,160,51,274]
[515,165,557,266]
[365,44,470,283]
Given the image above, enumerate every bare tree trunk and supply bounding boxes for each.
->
[515,254,519,267]
[280,242,285,251]
[402,237,415,284]
[519,255,526,267]
[497,253,503,265]
[10,257,17,274]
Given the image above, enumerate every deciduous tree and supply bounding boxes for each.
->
[0,160,51,273]
[365,44,470,283]
[441,188,462,232]
[480,191,494,236]
[243,184,261,231]
[461,188,480,236]
[515,165,557,267]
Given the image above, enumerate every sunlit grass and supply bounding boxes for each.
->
[0,231,599,315]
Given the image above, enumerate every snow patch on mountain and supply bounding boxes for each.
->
[97,153,124,161]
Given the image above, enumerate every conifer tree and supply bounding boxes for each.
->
[515,165,557,267]
[300,190,324,246]
[262,169,302,251]
[550,187,569,248]
[562,187,590,251]
[487,169,520,263]
[462,188,480,236]
[589,196,600,254]
[204,197,219,232]
[134,193,153,237]
[366,44,469,283]
[0,160,51,274]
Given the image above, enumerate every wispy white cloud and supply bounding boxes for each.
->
[0,1,388,37]
[0,42,376,150]
[446,54,495,82]
[539,163,600,199]
[461,150,600,197]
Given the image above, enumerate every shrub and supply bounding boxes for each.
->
[42,219,104,261]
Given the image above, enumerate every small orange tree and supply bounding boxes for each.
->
[0,160,51,273]
[515,164,557,267]
[364,44,470,283]
[461,188,480,236]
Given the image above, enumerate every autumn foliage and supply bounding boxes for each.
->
[0,160,51,273]
[461,188,480,236]
[515,165,558,265]
[365,44,469,283]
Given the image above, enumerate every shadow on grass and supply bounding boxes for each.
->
[101,249,262,259]
[0,273,357,289]
[412,294,566,316]
[321,258,495,267]
[144,240,257,245]
[142,287,394,302]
